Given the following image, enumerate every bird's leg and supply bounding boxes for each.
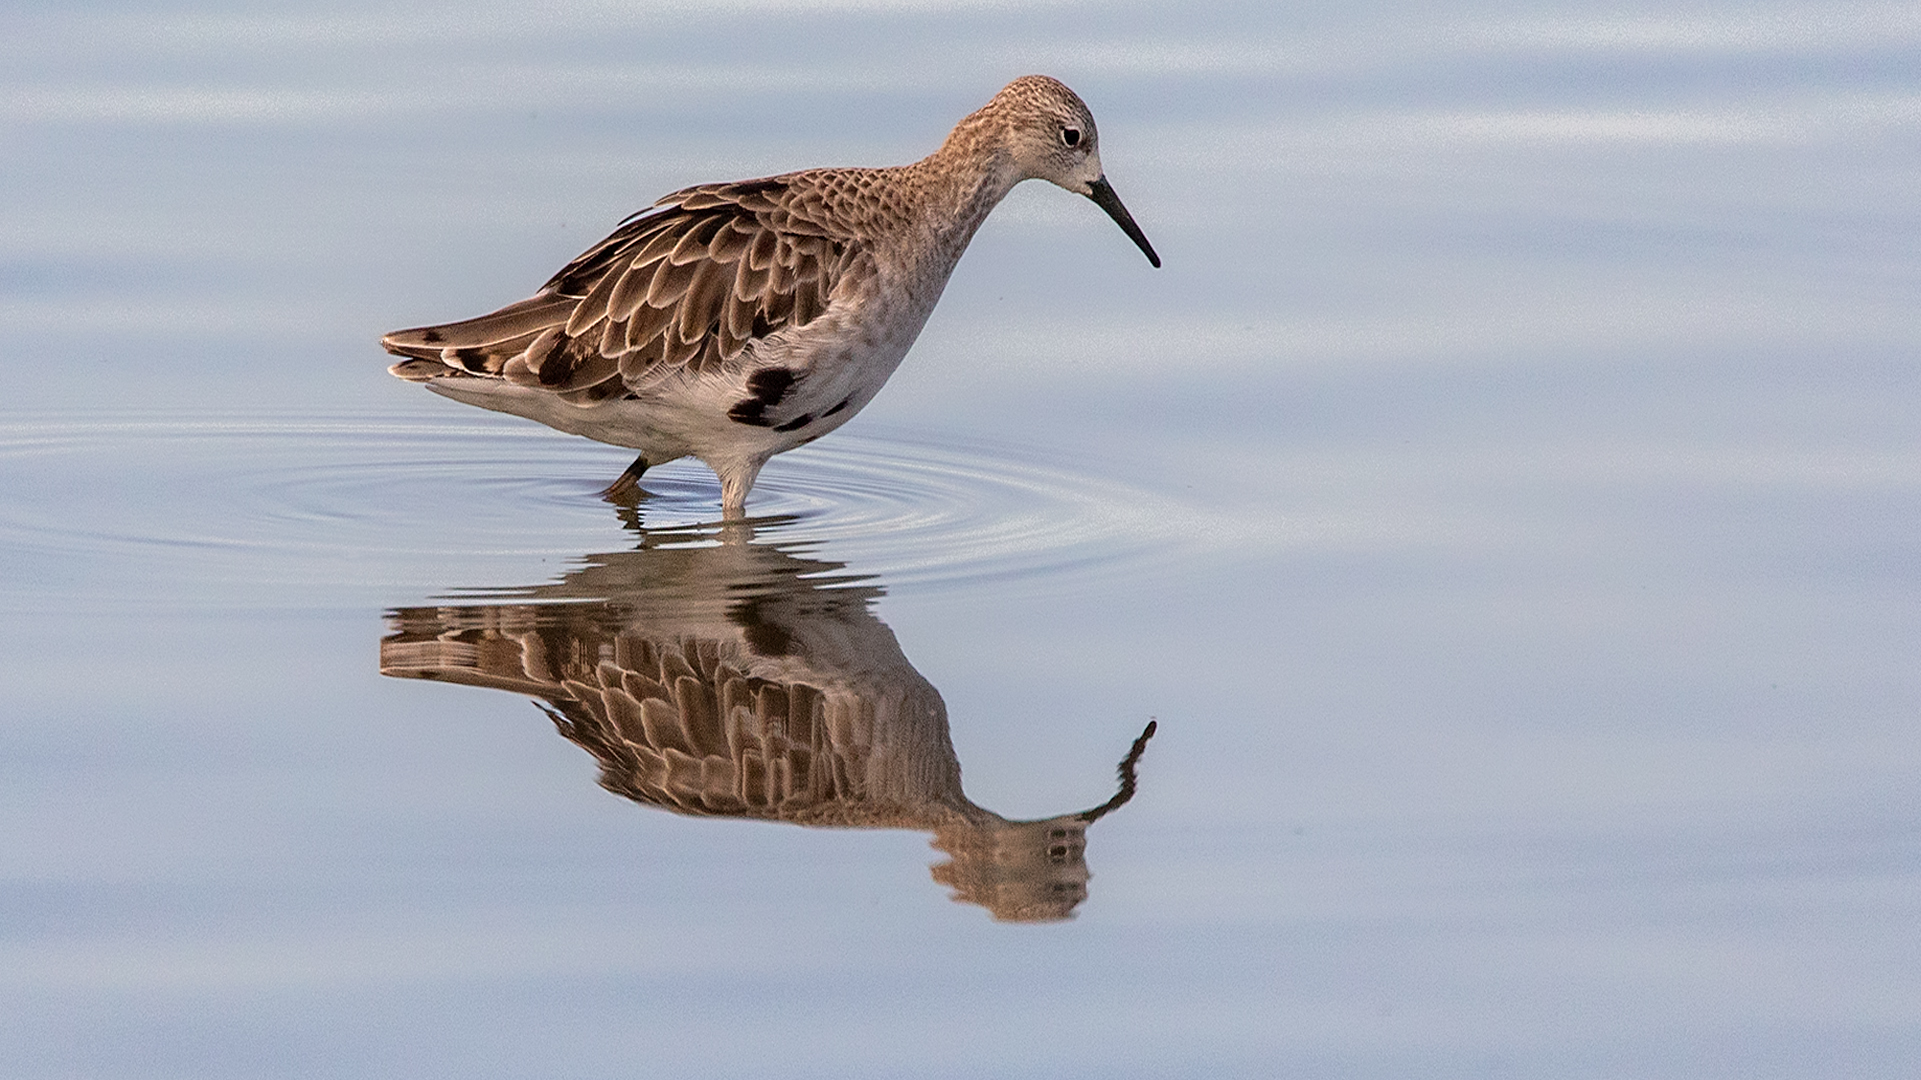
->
[600,454,649,504]
[717,458,765,518]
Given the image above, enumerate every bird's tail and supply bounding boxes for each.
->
[380,294,574,382]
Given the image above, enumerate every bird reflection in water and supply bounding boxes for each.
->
[379,523,1154,922]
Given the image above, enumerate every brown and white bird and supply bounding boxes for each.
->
[381,75,1159,514]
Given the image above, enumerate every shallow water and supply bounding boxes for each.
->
[5,1,1921,1076]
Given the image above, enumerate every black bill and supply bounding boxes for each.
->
[1085,175,1161,268]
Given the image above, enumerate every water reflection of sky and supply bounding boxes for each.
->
[4,1,1919,1076]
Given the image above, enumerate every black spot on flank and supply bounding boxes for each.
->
[727,366,799,426]
[422,330,443,343]
[453,348,489,373]
[747,366,796,402]
[773,413,814,433]
[823,396,852,418]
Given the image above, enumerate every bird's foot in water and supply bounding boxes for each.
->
[600,454,649,505]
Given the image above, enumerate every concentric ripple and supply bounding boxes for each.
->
[0,410,1198,609]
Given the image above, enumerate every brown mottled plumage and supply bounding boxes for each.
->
[382,76,1158,514]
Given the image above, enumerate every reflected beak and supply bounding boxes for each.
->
[1085,175,1161,268]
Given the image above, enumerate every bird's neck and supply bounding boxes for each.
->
[908,128,1025,267]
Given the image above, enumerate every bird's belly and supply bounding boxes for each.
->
[425,379,688,457]
[701,291,935,451]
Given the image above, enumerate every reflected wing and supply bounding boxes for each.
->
[379,607,953,825]
[382,176,858,402]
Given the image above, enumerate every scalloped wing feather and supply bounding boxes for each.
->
[382,175,863,400]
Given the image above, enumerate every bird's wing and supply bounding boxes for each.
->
[382,175,862,403]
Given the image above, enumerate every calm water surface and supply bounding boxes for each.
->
[4,1,1920,1076]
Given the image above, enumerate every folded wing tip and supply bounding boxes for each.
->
[387,357,451,381]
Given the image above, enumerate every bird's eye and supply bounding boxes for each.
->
[1060,127,1081,148]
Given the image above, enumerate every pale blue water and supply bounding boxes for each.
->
[4,1,1920,1076]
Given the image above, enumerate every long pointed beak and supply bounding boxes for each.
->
[1085,176,1161,268]
[1074,720,1158,823]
